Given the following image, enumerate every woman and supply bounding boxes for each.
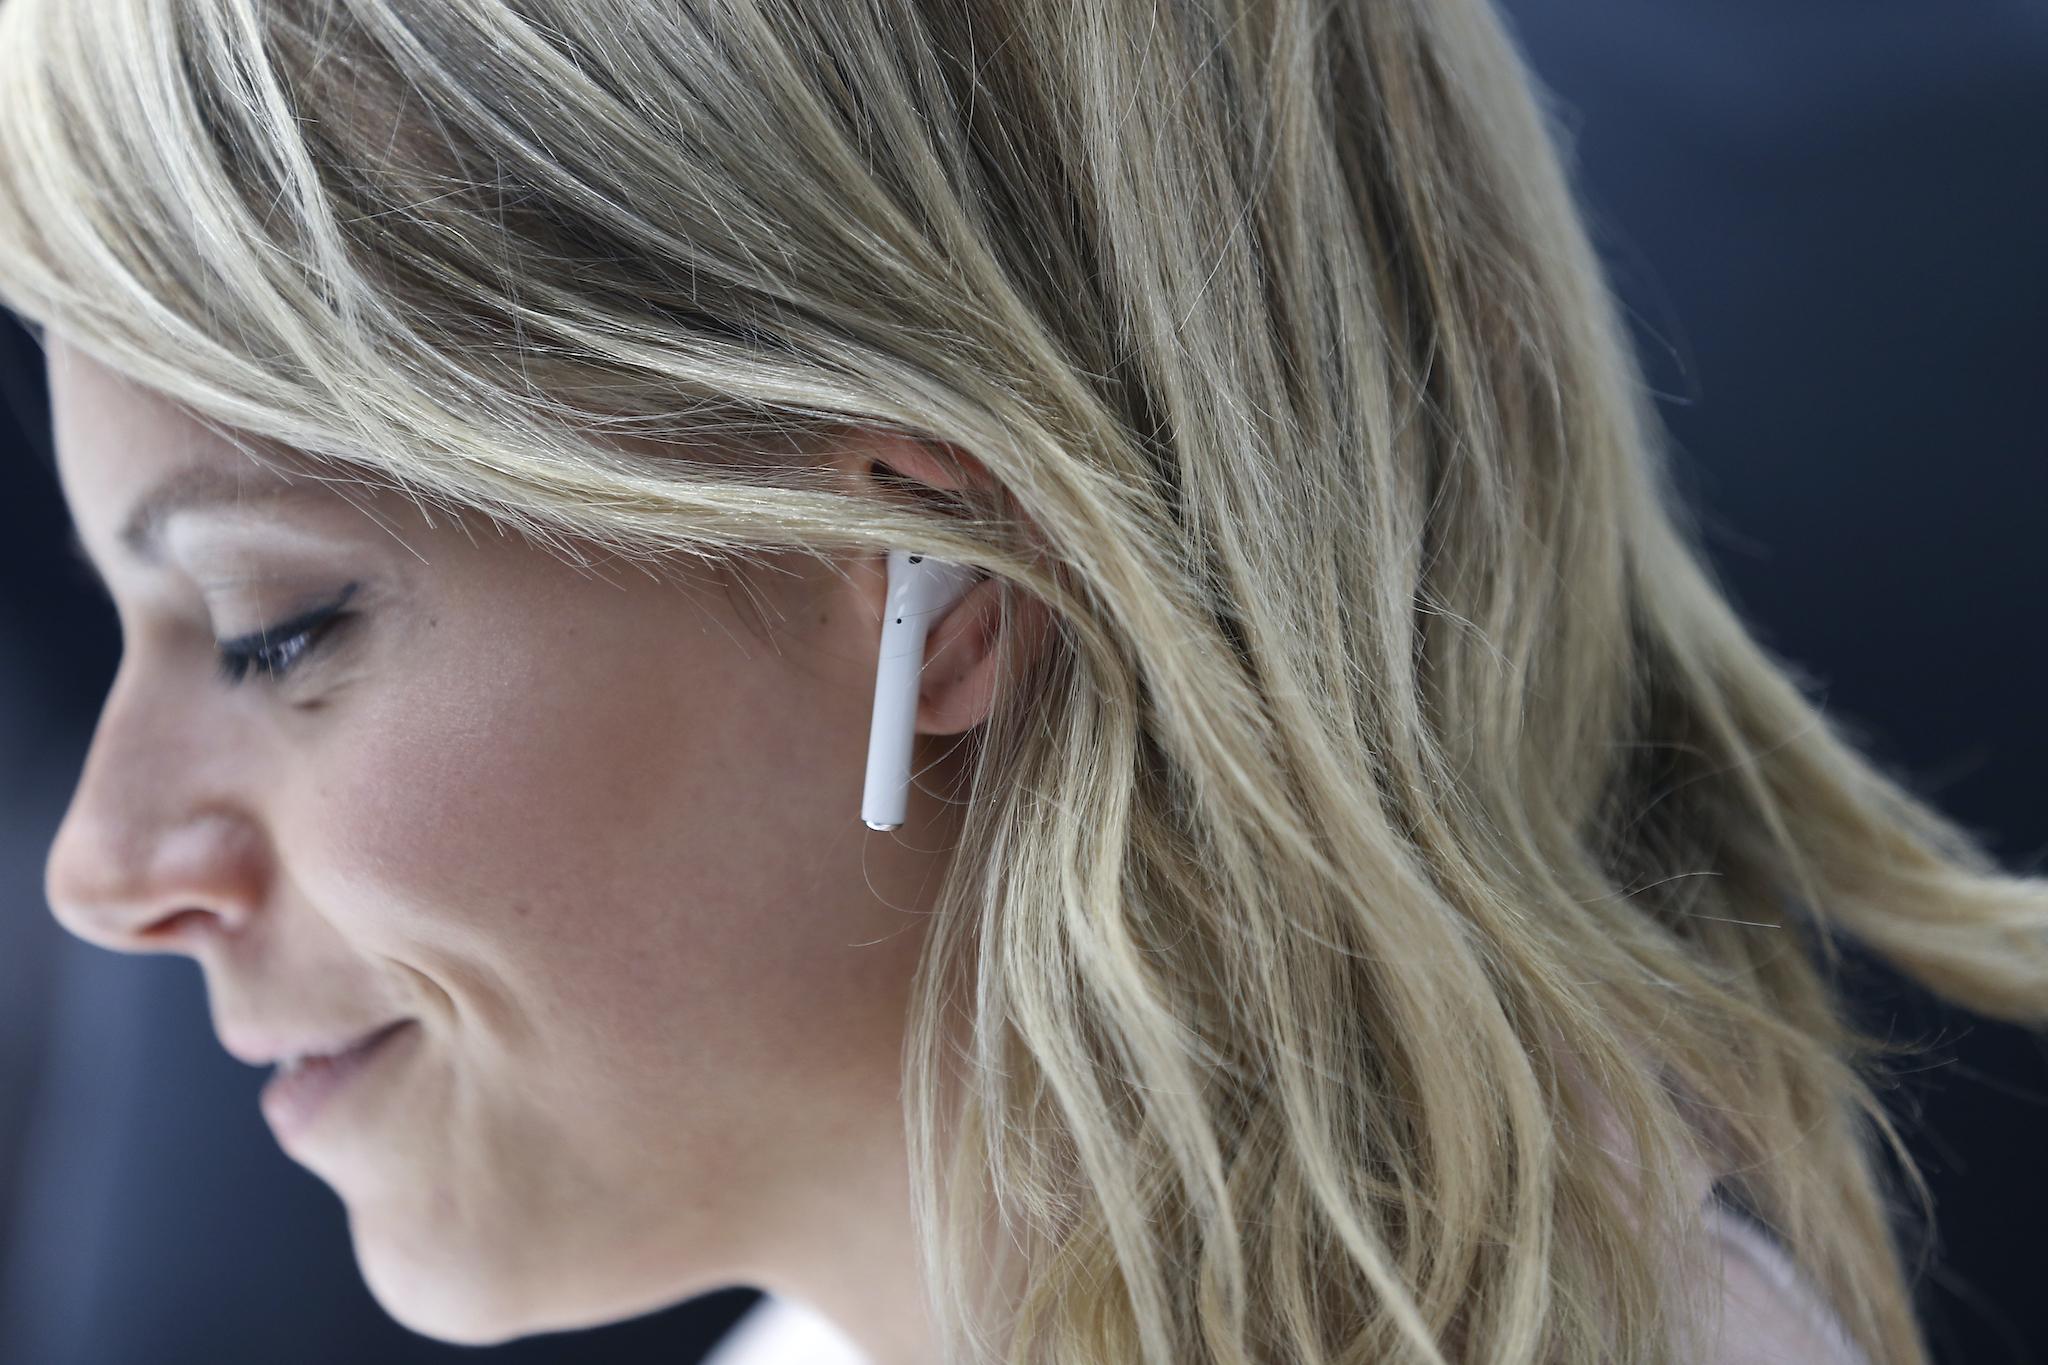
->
[1,1,2040,1362]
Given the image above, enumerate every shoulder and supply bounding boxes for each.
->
[700,1295,872,1365]
[1558,1049,1874,1365]
[1690,1200,1874,1365]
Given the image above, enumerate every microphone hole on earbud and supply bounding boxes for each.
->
[908,554,922,563]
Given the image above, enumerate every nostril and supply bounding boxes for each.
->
[143,906,218,941]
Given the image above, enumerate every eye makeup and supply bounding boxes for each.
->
[215,582,362,687]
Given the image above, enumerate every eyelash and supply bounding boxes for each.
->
[214,585,360,688]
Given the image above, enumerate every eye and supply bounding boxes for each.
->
[214,585,360,688]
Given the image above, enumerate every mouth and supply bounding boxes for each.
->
[272,1018,412,1076]
[260,1018,418,1144]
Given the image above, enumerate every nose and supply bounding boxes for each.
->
[42,668,263,954]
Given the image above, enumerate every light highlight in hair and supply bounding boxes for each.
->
[1,1,2042,1361]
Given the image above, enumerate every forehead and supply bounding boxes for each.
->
[46,336,355,552]
[47,337,257,504]
[48,334,225,465]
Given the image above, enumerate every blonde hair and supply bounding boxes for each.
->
[1,1,2042,1361]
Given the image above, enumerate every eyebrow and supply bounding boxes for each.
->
[67,466,324,589]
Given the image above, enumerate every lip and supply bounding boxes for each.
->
[221,1018,413,1068]
[259,1018,418,1145]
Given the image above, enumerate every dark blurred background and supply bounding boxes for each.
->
[2,3,2044,1361]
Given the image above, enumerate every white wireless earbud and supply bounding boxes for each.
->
[862,548,980,831]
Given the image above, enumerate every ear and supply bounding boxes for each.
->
[835,429,1054,736]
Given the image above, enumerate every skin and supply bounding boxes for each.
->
[39,335,1050,1361]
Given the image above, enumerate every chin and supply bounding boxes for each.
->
[349,1218,673,1347]
[348,1217,540,1347]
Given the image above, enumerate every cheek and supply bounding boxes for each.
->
[300,593,899,1081]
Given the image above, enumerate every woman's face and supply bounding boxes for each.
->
[38,336,1016,1346]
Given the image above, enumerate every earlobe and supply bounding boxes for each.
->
[915,574,1049,735]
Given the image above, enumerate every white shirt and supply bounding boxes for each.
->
[696,1199,1866,1365]
[699,1296,872,1365]
[1698,1201,1873,1365]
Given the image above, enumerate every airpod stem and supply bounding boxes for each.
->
[861,548,979,829]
